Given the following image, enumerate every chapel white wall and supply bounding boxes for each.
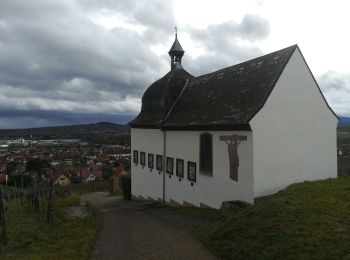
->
[165,131,254,208]
[250,48,338,197]
[131,128,163,200]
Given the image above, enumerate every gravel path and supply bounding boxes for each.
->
[86,192,219,260]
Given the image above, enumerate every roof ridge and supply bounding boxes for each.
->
[163,79,190,123]
[196,44,298,79]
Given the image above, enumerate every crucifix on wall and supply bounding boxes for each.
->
[219,134,247,181]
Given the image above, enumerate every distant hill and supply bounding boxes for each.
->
[338,117,350,132]
[1,117,348,142]
[0,122,130,141]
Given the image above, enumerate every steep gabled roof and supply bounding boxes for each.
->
[130,45,298,130]
[163,45,298,129]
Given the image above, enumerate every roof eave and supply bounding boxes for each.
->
[161,124,251,131]
[130,124,161,129]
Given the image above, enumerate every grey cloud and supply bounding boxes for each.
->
[0,19,161,93]
[0,1,273,128]
[182,47,261,77]
[0,0,174,90]
[0,81,141,114]
[317,71,350,116]
[76,0,138,13]
[318,71,350,93]
[240,14,270,40]
[0,0,176,128]
[134,1,174,31]
[181,14,269,75]
[187,14,270,51]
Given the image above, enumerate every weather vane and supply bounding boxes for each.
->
[175,26,177,35]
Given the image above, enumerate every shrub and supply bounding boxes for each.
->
[121,173,131,200]
[8,175,33,188]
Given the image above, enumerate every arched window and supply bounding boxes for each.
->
[200,132,213,176]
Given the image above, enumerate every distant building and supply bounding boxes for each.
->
[53,173,71,186]
[80,167,102,183]
[0,159,7,174]
[112,166,127,176]
[0,175,6,184]
[130,34,338,209]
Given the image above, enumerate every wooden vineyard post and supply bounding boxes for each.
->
[47,179,53,224]
[14,181,17,200]
[33,173,39,212]
[0,185,7,247]
[41,183,45,215]
[20,177,24,205]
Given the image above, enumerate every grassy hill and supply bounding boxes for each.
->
[0,195,100,259]
[195,177,350,259]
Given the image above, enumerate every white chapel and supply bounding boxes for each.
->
[129,33,338,209]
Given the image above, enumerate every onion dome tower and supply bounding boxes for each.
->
[129,30,193,128]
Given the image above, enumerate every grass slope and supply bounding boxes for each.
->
[0,195,100,260]
[195,177,350,259]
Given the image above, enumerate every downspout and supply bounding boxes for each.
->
[162,130,166,203]
[161,79,189,204]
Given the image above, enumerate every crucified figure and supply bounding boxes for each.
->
[219,134,247,181]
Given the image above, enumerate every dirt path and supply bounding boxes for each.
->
[86,192,219,260]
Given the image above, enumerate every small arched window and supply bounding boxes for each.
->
[200,132,213,176]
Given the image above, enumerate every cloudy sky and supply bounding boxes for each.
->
[0,0,349,129]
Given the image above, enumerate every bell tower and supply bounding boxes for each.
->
[168,27,185,70]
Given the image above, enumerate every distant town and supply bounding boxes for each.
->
[0,122,131,186]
